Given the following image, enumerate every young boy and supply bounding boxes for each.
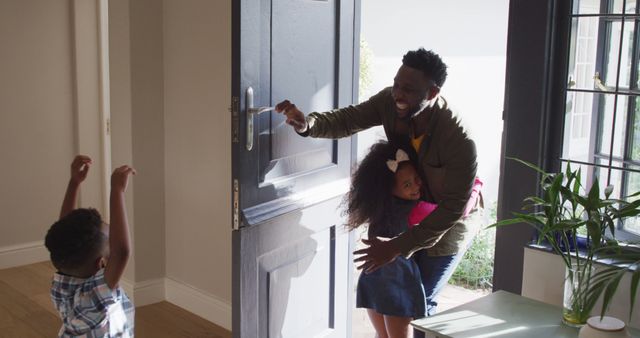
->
[45,155,136,337]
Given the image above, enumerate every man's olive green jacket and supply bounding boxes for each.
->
[303,87,482,257]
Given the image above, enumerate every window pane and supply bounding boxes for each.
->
[623,216,640,234]
[567,17,601,91]
[617,20,635,89]
[625,165,640,195]
[597,94,628,157]
[594,159,624,197]
[623,166,640,235]
[604,21,623,88]
[609,164,625,198]
[636,20,640,89]
[563,91,601,161]
[602,19,635,90]
[613,0,638,12]
[629,96,640,160]
[566,1,640,241]
[573,0,602,15]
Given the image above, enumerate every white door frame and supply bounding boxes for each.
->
[70,0,112,216]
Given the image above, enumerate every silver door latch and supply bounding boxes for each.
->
[246,86,275,151]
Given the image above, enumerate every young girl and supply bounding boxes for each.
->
[346,141,437,338]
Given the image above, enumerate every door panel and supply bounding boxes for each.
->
[234,197,351,338]
[232,0,359,337]
[262,0,338,183]
[235,0,356,212]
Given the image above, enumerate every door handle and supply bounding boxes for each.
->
[246,86,274,151]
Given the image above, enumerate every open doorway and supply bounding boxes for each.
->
[354,1,509,336]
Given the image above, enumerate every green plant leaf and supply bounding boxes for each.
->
[524,196,547,205]
[574,167,582,195]
[627,190,640,198]
[599,270,626,318]
[511,213,547,232]
[508,157,548,177]
[630,269,640,319]
[603,214,616,239]
[502,157,640,319]
[575,194,589,207]
[587,219,602,249]
[588,177,601,208]
[617,209,640,219]
[486,217,526,229]
[554,219,587,231]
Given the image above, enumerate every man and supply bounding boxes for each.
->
[275,48,482,319]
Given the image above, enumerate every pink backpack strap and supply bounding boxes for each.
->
[408,201,438,229]
[462,177,483,217]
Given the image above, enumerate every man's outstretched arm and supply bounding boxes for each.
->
[275,88,390,139]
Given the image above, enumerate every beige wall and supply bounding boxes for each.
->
[0,0,74,248]
[163,0,232,303]
[109,0,231,307]
[108,0,137,284]
[109,0,167,284]
[2,0,231,323]
[128,0,166,283]
[0,0,106,255]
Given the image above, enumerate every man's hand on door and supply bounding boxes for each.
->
[275,100,308,132]
[354,237,401,274]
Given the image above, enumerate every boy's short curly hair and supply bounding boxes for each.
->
[45,208,107,272]
[402,48,448,88]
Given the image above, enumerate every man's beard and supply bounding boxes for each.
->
[400,98,431,120]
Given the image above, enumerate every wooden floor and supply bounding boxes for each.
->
[0,261,231,338]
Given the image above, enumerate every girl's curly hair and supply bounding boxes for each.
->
[344,140,418,232]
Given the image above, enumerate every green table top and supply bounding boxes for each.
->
[411,291,639,338]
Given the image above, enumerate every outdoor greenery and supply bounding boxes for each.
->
[449,201,497,291]
[449,225,496,290]
[492,158,640,324]
[358,39,374,101]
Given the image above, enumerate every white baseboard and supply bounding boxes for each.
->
[133,277,165,307]
[120,277,164,307]
[0,241,49,269]
[0,245,231,331]
[165,277,232,331]
[120,278,135,301]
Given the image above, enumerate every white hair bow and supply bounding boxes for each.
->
[386,149,410,173]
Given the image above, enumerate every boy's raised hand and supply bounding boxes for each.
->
[111,165,136,193]
[70,155,92,184]
[105,164,135,289]
[60,155,92,218]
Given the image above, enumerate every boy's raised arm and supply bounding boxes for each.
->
[104,165,135,289]
[59,155,92,219]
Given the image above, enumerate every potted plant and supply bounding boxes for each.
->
[492,159,640,327]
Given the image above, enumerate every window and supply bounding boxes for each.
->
[561,0,640,239]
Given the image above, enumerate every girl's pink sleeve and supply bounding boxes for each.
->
[408,201,438,228]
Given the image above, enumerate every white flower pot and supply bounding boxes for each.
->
[578,316,631,338]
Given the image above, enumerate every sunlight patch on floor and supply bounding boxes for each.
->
[352,283,490,338]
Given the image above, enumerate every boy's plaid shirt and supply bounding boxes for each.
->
[51,269,134,337]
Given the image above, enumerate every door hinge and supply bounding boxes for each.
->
[231,96,240,143]
[106,118,111,136]
[232,178,240,230]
